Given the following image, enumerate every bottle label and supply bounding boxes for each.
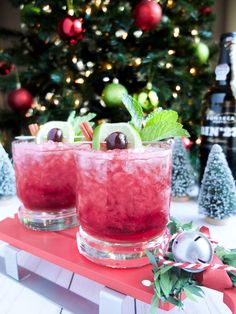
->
[201,110,236,138]
[215,64,230,81]
[201,126,236,137]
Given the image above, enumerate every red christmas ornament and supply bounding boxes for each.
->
[199,6,212,15]
[57,15,85,44]
[0,61,14,76]
[134,0,162,31]
[8,88,33,113]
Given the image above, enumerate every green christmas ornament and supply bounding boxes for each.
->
[194,42,209,64]
[102,83,128,107]
[134,83,159,111]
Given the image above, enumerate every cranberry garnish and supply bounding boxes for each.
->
[47,128,63,142]
[105,132,128,150]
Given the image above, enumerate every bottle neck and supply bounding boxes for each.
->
[215,42,231,86]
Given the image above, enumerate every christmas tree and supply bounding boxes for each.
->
[0,144,16,197]
[0,0,215,146]
[171,137,195,199]
[198,144,236,221]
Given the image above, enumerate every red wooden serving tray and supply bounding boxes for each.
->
[0,216,160,305]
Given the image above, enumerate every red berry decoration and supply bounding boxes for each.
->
[8,88,33,113]
[105,132,128,150]
[0,61,14,76]
[199,6,212,15]
[47,128,63,142]
[134,0,162,31]
[57,15,85,44]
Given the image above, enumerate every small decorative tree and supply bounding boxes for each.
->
[198,144,236,224]
[0,144,16,198]
[171,137,195,201]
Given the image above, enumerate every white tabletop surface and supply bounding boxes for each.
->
[0,196,235,314]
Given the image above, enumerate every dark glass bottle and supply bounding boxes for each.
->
[200,32,236,182]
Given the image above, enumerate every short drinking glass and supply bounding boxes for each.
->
[12,139,78,231]
[76,142,172,268]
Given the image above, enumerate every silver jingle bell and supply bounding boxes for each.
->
[172,231,213,273]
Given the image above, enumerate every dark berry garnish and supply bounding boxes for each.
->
[47,128,63,142]
[105,132,128,150]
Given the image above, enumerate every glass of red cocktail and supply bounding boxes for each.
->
[76,142,172,267]
[12,139,79,231]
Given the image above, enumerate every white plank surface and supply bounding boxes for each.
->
[0,196,235,314]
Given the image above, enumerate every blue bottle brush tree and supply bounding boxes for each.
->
[198,144,236,223]
[171,137,195,200]
[0,144,16,198]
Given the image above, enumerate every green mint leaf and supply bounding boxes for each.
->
[165,295,183,307]
[159,265,173,274]
[141,122,190,141]
[67,111,96,138]
[145,109,178,128]
[181,222,193,231]
[183,288,198,302]
[150,294,159,314]
[145,250,158,268]
[122,94,143,130]
[160,272,173,299]
[184,285,204,298]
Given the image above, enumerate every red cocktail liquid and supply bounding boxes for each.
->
[76,143,172,267]
[12,140,79,231]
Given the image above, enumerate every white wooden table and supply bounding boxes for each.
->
[0,196,235,314]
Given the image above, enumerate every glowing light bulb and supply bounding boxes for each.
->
[68,9,74,16]
[66,77,72,84]
[86,6,92,15]
[94,0,102,7]
[54,99,59,105]
[173,27,180,38]
[196,138,201,145]
[172,92,178,98]
[133,30,143,38]
[191,29,198,36]
[45,92,54,101]
[85,70,92,77]
[166,63,172,69]
[75,78,85,84]
[103,77,110,82]
[135,58,142,66]
[41,106,46,111]
[43,5,52,13]
[190,67,196,75]
[167,0,174,8]
[72,56,78,64]
[168,50,175,55]
[105,64,112,70]
[75,99,80,106]
[176,85,181,91]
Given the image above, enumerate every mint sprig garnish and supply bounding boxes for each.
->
[141,122,189,141]
[122,94,190,141]
[122,94,143,130]
[67,111,96,140]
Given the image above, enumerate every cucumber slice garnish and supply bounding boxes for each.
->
[92,123,142,150]
[35,121,75,144]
